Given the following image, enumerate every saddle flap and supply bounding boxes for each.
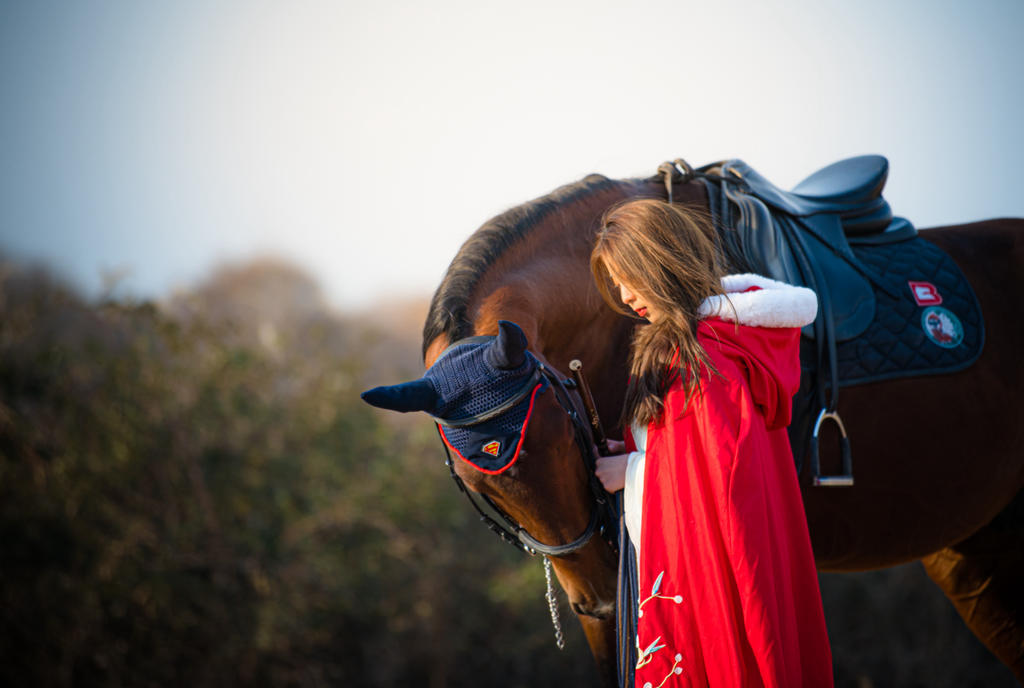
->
[723,187,876,342]
[796,228,876,341]
[726,185,803,286]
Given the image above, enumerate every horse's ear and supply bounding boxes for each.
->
[361,379,438,413]
[486,320,529,370]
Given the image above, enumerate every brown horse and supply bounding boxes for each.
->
[393,166,1023,684]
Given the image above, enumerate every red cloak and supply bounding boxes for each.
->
[634,317,833,688]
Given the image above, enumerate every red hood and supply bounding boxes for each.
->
[692,274,816,430]
[698,318,802,430]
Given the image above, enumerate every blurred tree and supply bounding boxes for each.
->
[0,256,594,687]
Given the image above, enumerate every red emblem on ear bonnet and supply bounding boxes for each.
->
[482,441,501,456]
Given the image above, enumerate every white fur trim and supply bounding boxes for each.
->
[697,273,818,328]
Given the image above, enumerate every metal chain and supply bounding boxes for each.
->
[543,556,566,650]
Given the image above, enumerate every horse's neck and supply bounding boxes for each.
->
[443,175,709,433]
[468,181,646,358]
[467,177,711,432]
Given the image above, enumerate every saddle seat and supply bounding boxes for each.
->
[792,155,888,205]
[729,155,894,235]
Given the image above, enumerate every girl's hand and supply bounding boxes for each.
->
[604,438,627,454]
[595,453,630,493]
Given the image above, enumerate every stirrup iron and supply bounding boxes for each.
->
[809,409,854,487]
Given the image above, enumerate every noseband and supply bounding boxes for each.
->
[435,354,617,558]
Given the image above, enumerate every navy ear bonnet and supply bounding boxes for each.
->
[360,321,547,474]
[430,337,546,474]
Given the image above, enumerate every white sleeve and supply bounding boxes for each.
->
[623,449,645,554]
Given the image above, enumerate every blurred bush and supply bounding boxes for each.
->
[0,258,594,687]
[0,256,1013,687]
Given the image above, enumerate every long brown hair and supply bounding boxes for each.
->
[590,199,727,426]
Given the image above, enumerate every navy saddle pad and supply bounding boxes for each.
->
[829,236,983,386]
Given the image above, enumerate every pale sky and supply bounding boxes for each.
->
[1,0,1022,308]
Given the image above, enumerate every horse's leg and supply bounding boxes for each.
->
[920,490,1024,680]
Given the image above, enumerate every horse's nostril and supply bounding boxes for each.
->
[571,599,615,620]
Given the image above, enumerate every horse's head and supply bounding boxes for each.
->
[362,320,618,620]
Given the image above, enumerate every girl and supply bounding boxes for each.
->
[591,199,833,687]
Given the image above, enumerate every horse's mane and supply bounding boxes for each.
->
[422,173,629,357]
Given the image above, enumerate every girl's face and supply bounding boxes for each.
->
[606,262,659,323]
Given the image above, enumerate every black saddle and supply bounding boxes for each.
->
[704,155,917,343]
[694,155,924,487]
[664,154,983,487]
[735,154,892,232]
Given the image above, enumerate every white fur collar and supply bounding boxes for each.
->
[697,273,818,328]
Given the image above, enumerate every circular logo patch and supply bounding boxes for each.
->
[921,306,964,348]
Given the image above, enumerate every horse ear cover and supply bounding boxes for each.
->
[486,320,528,370]
[361,378,438,413]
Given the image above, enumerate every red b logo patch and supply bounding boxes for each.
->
[482,441,501,456]
[908,281,942,306]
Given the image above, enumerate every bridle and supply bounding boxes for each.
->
[432,339,618,559]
